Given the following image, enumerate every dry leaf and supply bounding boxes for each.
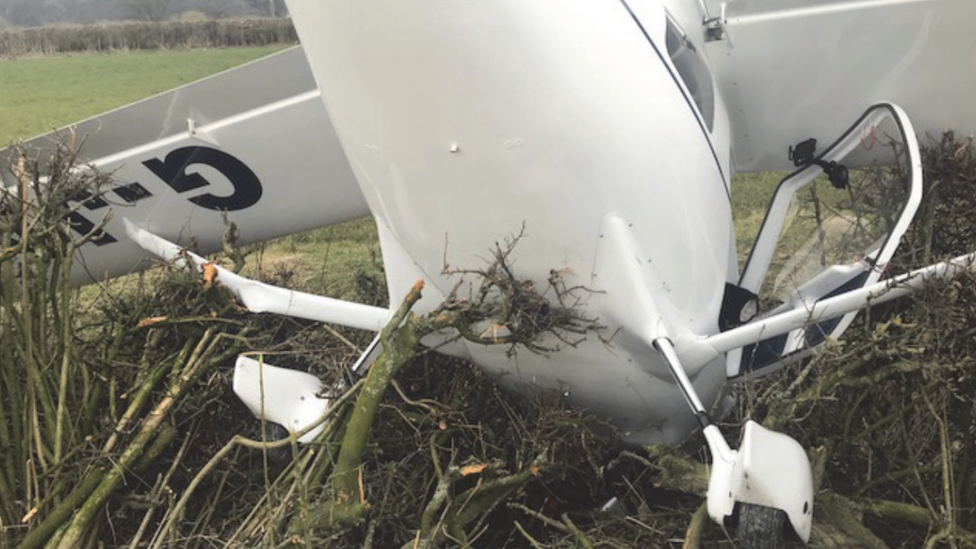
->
[202,262,218,289]
[460,463,487,476]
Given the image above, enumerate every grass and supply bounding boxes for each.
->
[0,46,287,145]
[730,171,784,269]
[245,219,385,304]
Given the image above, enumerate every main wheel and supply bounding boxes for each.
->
[253,421,293,465]
[738,503,788,549]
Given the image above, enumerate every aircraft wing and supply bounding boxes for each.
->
[0,46,368,285]
[702,0,976,172]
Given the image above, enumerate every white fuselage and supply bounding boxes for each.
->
[288,0,734,443]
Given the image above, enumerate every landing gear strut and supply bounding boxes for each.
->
[653,338,813,546]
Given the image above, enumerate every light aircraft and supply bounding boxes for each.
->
[3,0,976,545]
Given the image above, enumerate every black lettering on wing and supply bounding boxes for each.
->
[143,146,263,211]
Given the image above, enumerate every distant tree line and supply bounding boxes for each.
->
[0,17,296,55]
[0,0,287,28]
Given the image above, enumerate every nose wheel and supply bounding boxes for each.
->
[651,338,813,545]
[253,422,293,466]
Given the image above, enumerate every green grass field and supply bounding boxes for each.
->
[729,170,781,268]
[0,46,286,145]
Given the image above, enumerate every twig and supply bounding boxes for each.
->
[561,513,594,549]
[312,281,426,529]
[321,323,362,355]
[513,521,546,549]
[55,330,248,549]
[507,502,569,533]
[154,378,362,548]
[682,502,708,549]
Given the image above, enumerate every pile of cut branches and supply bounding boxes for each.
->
[5,132,976,549]
[0,141,684,548]
[0,142,269,548]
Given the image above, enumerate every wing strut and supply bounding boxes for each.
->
[122,219,390,332]
[705,250,976,358]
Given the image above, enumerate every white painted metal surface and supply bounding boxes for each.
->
[706,421,814,541]
[1,0,968,446]
[123,220,390,332]
[702,0,976,171]
[233,356,331,443]
[703,250,976,356]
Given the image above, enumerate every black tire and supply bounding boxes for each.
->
[738,503,788,549]
[256,422,293,465]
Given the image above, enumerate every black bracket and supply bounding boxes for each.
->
[703,16,725,42]
[789,138,849,190]
[719,283,759,331]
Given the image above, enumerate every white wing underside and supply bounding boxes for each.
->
[702,0,976,171]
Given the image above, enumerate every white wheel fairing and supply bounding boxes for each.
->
[707,421,814,543]
[233,356,331,444]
